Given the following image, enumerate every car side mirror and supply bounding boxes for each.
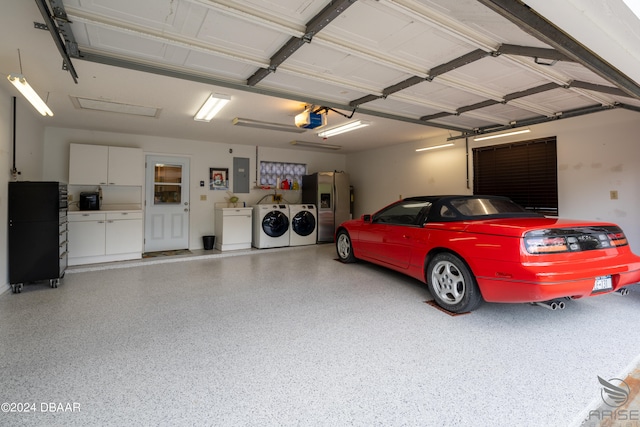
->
[362,214,371,223]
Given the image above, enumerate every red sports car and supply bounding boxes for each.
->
[335,195,640,313]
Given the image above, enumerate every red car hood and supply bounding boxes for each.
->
[440,217,620,237]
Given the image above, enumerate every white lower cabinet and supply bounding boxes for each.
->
[214,208,252,251]
[68,211,143,265]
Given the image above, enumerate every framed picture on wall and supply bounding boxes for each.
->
[210,167,229,190]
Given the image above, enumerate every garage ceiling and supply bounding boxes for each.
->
[3,0,640,153]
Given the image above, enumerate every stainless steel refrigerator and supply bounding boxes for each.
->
[302,171,350,242]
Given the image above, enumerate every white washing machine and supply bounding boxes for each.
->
[253,204,290,248]
[289,204,317,246]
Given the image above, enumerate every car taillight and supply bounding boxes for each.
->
[524,226,628,254]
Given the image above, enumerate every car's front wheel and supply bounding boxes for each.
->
[427,253,482,313]
[336,230,356,263]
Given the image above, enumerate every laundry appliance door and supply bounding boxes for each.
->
[262,211,289,238]
[292,211,316,236]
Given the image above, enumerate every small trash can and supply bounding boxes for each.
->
[202,235,215,250]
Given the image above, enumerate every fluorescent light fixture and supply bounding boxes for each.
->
[473,128,530,141]
[7,73,53,116]
[232,117,306,133]
[194,93,230,122]
[317,120,370,138]
[290,140,342,150]
[415,143,454,152]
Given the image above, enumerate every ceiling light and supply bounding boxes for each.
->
[7,74,53,116]
[415,143,454,152]
[473,128,531,141]
[194,93,230,122]
[71,96,160,117]
[317,120,370,138]
[290,140,342,150]
[232,117,306,133]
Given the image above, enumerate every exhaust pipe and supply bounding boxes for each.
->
[533,299,566,310]
[615,288,630,296]
[534,300,558,310]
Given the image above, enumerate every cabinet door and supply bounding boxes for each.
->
[68,220,106,257]
[222,213,252,245]
[108,147,143,185]
[105,219,143,254]
[69,144,109,185]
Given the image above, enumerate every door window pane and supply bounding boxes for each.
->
[154,185,181,204]
[154,163,182,204]
[155,164,182,183]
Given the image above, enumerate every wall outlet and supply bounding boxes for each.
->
[610,190,618,200]
[200,194,207,201]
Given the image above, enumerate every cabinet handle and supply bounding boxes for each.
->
[98,221,105,223]
[107,220,114,223]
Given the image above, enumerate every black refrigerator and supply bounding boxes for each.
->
[8,181,68,293]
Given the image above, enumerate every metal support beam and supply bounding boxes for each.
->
[503,82,560,101]
[447,103,621,141]
[349,94,382,107]
[497,44,572,62]
[247,0,358,86]
[306,0,358,37]
[34,0,79,83]
[420,112,452,121]
[382,76,426,97]
[477,0,640,99]
[428,49,490,79]
[569,80,631,98]
[457,99,501,114]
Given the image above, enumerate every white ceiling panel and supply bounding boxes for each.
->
[524,88,597,113]
[84,26,169,61]
[196,11,290,58]
[447,57,550,95]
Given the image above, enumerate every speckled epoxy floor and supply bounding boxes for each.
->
[1,243,640,426]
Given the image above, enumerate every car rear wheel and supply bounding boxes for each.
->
[427,253,482,313]
[336,230,356,263]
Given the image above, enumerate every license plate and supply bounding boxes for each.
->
[592,275,613,292]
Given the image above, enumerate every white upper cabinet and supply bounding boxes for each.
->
[69,144,143,186]
[69,144,108,185]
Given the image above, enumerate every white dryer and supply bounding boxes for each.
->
[289,204,317,246]
[253,204,290,248]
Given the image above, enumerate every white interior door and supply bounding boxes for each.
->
[144,155,190,252]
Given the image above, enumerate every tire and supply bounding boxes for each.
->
[427,252,482,313]
[336,229,356,263]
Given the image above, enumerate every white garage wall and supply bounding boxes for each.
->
[346,108,640,252]
[41,127,347,250]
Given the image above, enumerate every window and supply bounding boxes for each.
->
[373,201,431,225]
[473,137,558,216]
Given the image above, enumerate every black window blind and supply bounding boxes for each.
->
[473,137,558,216]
